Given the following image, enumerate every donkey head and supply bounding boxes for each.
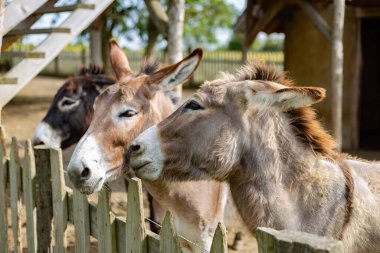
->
[32,66,115,149]
[67,39,203,194]
[128,62,331,182]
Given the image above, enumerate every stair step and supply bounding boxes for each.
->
[2,51,45,58]
[0,77,17,85]
[32,3,95,15]
[5,27,71,36]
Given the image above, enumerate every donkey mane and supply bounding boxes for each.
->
[226,61,337,159]
[139,60,160,75]
[78,64,105,76]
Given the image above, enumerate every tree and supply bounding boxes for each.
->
[167,0,185,98]
[146,0,238,49]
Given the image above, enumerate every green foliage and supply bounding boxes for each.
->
[225,34,264,52]
[184,0,238,47]
[68,0,238,49]
[262,36,284,52]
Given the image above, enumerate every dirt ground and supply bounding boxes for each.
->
[2,76,257,252]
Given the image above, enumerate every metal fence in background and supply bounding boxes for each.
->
[35,50,283,86]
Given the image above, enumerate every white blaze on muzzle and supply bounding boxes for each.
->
[67,132,107,194]
[129,125,164,181]
[32,122,62,149]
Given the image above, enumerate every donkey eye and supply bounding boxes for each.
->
[58,97,80,111]
[184,100,203,111]
[119,110,137,118]
[62,100,75,106]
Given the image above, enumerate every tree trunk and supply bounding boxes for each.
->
[0,0,5,124]
[331,0,345,151]
[145,18,159,59]
[144,0,168,37]
[168,0,185,99]
[90,25,103,67]
[101,26,113,76]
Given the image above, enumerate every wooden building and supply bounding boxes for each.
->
[235,0,380,150]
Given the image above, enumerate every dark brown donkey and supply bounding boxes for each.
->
[32,65,115,149]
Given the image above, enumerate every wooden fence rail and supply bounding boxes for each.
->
[0,129,343,253]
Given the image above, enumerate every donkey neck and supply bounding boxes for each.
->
[228,110,347,236]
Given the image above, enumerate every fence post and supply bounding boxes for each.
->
[126,177,147,253]
[9,137,22,253]
[160,211,183,253]
[0,127,8,253]
[256,227,344,253]
[50,148,67,252]
[97,188,116,252]
[23,140,37,253]
[210,223,228,253]
[34,145,53,252]
[72,189,90,253]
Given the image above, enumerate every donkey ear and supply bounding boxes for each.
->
[109,39,133,80]
[148,48,203,91]
[259,87,326,110]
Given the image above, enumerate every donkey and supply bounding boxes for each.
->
[31,64,163,233]
[32,65,115,149]
[128,62,380,253]
[67,40,241,253]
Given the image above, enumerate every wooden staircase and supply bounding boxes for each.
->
[0,0,114,108]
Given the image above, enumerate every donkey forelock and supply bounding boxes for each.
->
[201,61,337,159]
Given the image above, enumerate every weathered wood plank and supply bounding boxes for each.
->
[97,188,116,252]
[72,189,90,253]
[5,27,71,36]
[50,148,67,253]
[0,77,17,84]
[0,126,8,253]
[9,137,22,253]
[331,0,345,151]
[22,140,37,253]
[3,0,48,35]
[210,223,228,253]
[126,178,147,253]
[146,230,160,253]
[34,145,53,252]
[2,51,45,58]
[295,0,332,42]
[0,0,114,108]
[256,227,343,253]
[160,211,182,253]
[115,217,127,253]
[33,4,95,15]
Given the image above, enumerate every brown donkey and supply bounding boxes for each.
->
[67,40,238,252]
[129,62,380,253]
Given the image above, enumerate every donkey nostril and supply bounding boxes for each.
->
[130,144,141,152]
[80,167,91,180]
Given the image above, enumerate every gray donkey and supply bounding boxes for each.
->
[128,62,380,253]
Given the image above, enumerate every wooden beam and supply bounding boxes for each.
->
[349,19,362,149]
[256,227,343,253]
[2,1,58,50]
[0,0,114,108]
[3,0,49,35]
[2,51,45,58]
[0,77,17,84]
[331,0,345,151]
[32,3,95,15]
[356,7,380,18]
[245,1,287,49]
[5,27,70,36]
[295,0,332,42]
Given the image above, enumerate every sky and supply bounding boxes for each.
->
[21,0,271,50]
